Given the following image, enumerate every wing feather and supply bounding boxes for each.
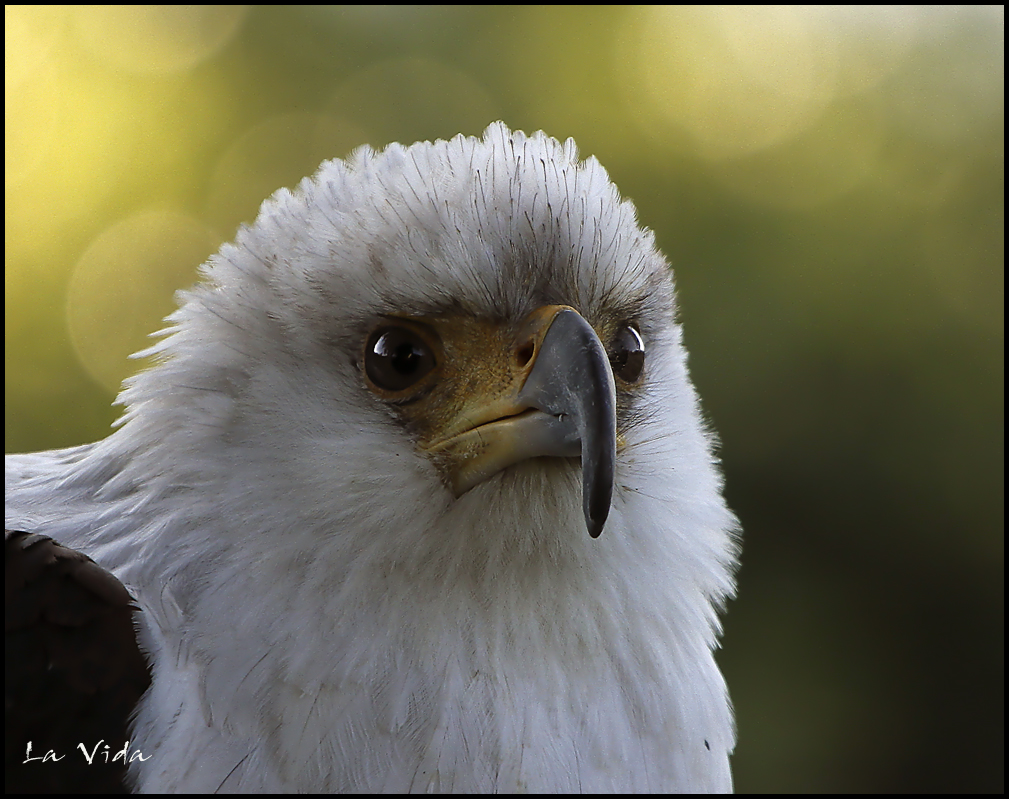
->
[5,530,151,794]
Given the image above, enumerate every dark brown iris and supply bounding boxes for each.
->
[365,326,437,392]
[610,325,645,383]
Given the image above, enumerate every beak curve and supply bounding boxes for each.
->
[517,309,616,538]
[426,306,617,538]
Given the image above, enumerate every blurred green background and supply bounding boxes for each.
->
[5,7,1003,792]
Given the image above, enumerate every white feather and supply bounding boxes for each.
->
[6,123,739,792]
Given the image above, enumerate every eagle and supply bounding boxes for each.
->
[5,123,739,793]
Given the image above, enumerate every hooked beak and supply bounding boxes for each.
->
[424,306,617,537]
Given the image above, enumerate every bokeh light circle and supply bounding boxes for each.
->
[205,113,368,237]
[67,210,220,395]
[71,6,247,74]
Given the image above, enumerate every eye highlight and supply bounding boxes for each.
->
[364,325,438,393]
[609,325,645,383]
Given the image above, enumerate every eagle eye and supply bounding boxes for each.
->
[365,326,437,393]
[610,325,645,383]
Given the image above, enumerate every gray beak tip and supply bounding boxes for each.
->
[518,307,618,540]
[584,468,613,538]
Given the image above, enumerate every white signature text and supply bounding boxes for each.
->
[23,740,150,765]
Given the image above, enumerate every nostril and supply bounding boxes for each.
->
[516,340,535,367]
